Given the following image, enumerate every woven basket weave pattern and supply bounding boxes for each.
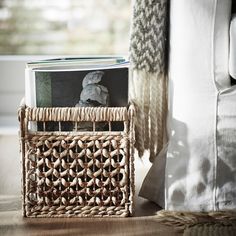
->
[19,105,135,217]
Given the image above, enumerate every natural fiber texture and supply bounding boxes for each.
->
[19,105,135,217]
[25,106,129,122]
[183,223,236,236]
[155,210,236,233]
[129,0,168,161]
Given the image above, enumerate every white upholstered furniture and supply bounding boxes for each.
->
[140,0,236,211]
[230,14,236,79]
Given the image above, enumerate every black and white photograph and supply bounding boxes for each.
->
[35,67,129,108]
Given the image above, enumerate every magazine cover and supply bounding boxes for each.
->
[35,67,128,108]
[25,57,129,131]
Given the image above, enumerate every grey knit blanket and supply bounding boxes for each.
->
[129,0,168,161]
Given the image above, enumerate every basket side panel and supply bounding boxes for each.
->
[24,134,131,217]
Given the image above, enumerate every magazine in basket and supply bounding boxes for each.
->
[25,56,129,131]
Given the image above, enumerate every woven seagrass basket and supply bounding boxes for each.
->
[18,104,135,217]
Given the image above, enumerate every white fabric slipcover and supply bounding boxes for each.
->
[229,14,236,79]
[140,0,236,211]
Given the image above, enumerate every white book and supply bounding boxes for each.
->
[25,68,36,107]
[26,56,127,69]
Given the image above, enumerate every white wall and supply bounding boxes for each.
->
[0,56,48,194]
[0,57,25,194]
[0,135,21,194]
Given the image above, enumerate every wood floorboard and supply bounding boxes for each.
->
[0,195,181,236]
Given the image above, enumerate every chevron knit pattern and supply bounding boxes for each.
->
[129,0,168,161]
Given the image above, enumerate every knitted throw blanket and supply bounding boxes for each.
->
[129,0,168,161]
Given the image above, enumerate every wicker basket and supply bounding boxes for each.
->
[18,104,135,217]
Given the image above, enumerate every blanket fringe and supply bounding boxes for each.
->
[129,69,167,161]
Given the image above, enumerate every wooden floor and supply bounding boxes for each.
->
[0,195,181,236]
